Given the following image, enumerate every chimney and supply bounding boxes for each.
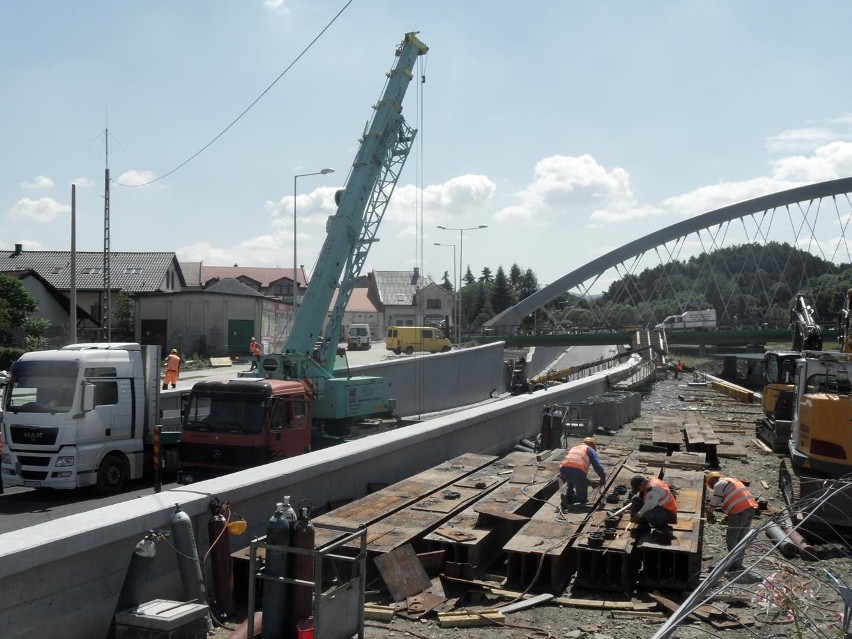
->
[12,243,22,256]
[411,267,420,285]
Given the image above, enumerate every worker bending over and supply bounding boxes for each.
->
[705,471,758,572]
[559,437,606,509]
[629,474,678,534]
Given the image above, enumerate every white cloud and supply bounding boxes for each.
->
[263,0,288,10]
[115,170,156,187]
[771,141,852,182]
[71,177,95,188]
[8,197,70,222]
[22,175,54,190]
[496,155,634,222]
[387,175,497,223]
[766,128,839,154]
[266,185,339,230]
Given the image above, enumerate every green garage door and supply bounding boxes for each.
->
[229,319,254,356]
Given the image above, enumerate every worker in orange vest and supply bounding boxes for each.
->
[629,474,678,534]
[675,358,683,380]
[705,471,758,572]
[559,437,606,509]
[248,337,262,371]
[162,348,181,390]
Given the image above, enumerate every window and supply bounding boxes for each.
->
[396,293,405,302]
[123,267,143,275]
[270,399,292,430]
[91,381,118,407]
[426,298,442,309]
[82,267,102,275]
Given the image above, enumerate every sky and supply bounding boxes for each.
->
[3,1,852,292]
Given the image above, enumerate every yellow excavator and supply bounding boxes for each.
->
[757,295,822,451]
[779,350,852,531]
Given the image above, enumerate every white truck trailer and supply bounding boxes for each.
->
[654,309,717,331]
[0,343,182,493]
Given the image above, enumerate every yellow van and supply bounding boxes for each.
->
[386,326,453,355]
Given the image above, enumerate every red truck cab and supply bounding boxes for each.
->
[177,379,312,483]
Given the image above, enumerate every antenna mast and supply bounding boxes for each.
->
[103,128,111,341]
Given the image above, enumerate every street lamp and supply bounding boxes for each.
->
[293,168,335,317]
[433,242,456,341]
[436,224,487,343]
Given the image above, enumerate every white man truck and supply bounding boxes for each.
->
[654,309,717,332]
[0,343,182,493]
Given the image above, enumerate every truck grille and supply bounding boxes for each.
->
[180,443,270,469]
[21,470,48,480]
[17,456,50,466]
[10,425,59,446]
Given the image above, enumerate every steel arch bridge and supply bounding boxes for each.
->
[484,177,852,333]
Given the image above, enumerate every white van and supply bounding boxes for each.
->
[347,324,372,351]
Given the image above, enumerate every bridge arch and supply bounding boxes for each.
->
[485,177,852,332]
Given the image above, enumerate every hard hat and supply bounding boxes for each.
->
[630,475,646,492]
[171,349,177,354]
[705,471,723,488]
[582,437,597,449]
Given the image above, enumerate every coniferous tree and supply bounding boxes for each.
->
[492,266,514,314]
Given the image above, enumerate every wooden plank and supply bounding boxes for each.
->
[363,605,395,621]
[497,593,554,614]
[437,611,505,627]
[314,452,497,547]
[373,544,433,602]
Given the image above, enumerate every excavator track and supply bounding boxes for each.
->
[779,457,852,535]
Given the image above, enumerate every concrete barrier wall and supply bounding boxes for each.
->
[343,342,506,416]
[0,357,637,639]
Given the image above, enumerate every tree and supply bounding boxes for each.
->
[491,266,514,314]
[440,271,453,292]
[509,264,523,290]
[0,275,38,346]
[114,290,135,342]
[463,266,476,286]
[479,266,493,283]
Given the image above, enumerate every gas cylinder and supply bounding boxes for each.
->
[208,499,235,617]
[262,497,297,639]
[289,501,315,639]
[170,504,213,631]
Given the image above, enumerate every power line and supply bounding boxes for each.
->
[114,0,353,188]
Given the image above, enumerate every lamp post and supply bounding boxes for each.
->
[293,168,335,318]
[433,242,456,342]
[436,224,487,343]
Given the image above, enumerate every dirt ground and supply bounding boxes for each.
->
[211,359,852,639]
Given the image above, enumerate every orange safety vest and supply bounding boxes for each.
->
[716,477,758,515]
[250,340,261,356]
[166,354,180,372]
[644,477,678,514]
[560,444,593,473]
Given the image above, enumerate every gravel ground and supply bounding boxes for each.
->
[211,360,852,639]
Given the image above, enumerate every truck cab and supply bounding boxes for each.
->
[177,378,312,483]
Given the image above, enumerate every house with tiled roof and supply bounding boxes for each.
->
[0,244,184,344]
[197,264,304,303]
[368,268,455,338]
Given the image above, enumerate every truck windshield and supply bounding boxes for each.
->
[183,395,265,435]
[4,360,79,414]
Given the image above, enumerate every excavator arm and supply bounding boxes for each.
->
[790,295,822,351]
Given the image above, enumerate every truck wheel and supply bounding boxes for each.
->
[96,454,127,494]
[441,346,451,353]
[393,348,401,355]
[404,346,414,355]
